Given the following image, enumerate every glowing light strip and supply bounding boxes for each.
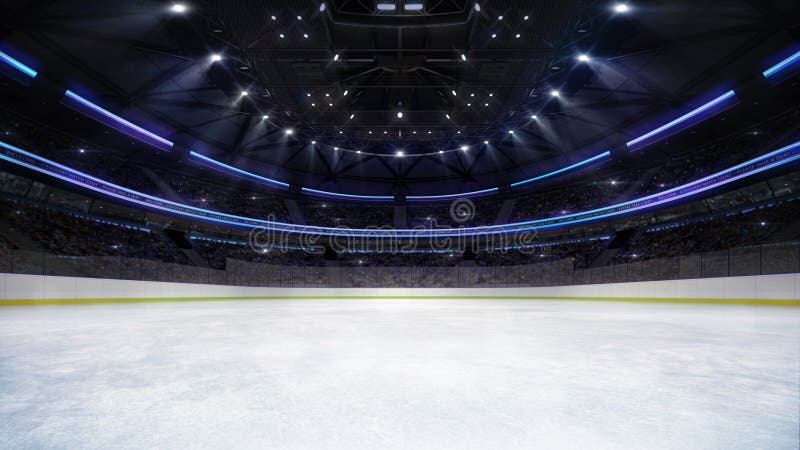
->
[626,90,737,151]
[407,187,499,201]
[763,49,800,78]
[189,151,290,189]
[62,90,174,151]
[511,150,611,188]
[1,138,798,238]
[0,50,37,78]
[301,187,394,200]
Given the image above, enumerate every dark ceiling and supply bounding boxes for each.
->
[0,0,798,195]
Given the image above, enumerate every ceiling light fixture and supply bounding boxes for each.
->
[577,54,590,62]
[531,114,538,120]
[550,90,560,97]
[210,54,222,62]
[461,145,469,151]
[396,150,404,157]
[397,111,404,118]
[285,128,294,135]
[614,3,630,13]
[333,54,339,61]
[262,115,269,120]
[343,90,349,96]
[461,53,467,61]
[240,90,249,96]
[170,3,187,13]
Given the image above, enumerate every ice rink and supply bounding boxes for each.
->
[1,299,798,449]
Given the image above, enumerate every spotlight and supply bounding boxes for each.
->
[508,130,515,134]
[461,145,469,151]
[271,15,277,20]
[306,93,311,97]
[491,33,497,39]
[484,140,489,144]
[396,150,404,157]
[498,15,503,20]
[297,15,303,20]
[474,3,480,12]
[445,113,451,119]
[550,90,560,97]
[170,3,187,13]
[279,33,285,39]
[333,54,339,61]
[343,90,349,96]
[356,150,361,154]
[311,140,316,144]
[577,54,590,62]
[240,90,249,96]
[350,113,355,119]
[524,15,529,20]
[303,33,309,39]
[319,3,326,12]
[516,34,521,38]
[285,128,294,135]
[262,115,269,120]
[334,147,339,150]
[451,90,457,96]
[79,148,85,153]
[531,114,538,120]
[397,111,404,119]
[210,54,222,62]
[613,3,630,13]
[439,150,444,154]
[461,53,467,61]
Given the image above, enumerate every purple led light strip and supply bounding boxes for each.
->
[1,138,798,237]
[62,90,174,152]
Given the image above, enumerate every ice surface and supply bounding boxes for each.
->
[0,299,798,449]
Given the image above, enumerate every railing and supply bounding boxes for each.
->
[1,242,798,288]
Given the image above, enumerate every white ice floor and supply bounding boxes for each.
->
[0,299,798,449]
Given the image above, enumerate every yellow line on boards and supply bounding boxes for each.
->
[0,296,797,306]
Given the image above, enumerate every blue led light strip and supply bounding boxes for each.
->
[510,151,611,188]
[1,138,798,238]
[407,187,499,201]
[62,90,174,151]
[626,90,737,151]
[189,151,290,189]
[301,187,394,200]
[763,49,800,78]
[0,49,37,78]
